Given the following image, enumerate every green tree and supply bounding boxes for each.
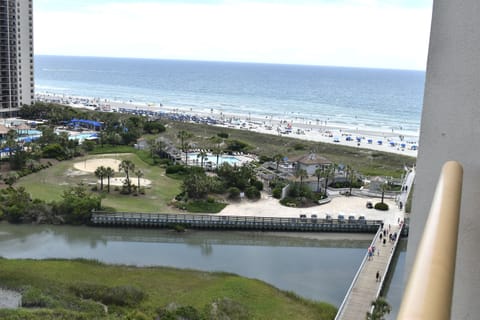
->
[119,160,135,194]
[94,166,107,191]
[314,168,323,193]
[273,153,284,171]
[211,144,223,170]
[135,169,144,194]
[366,297,391,320]
[197,150,208,168]
[295,168,308,186]
[322,165,335,197]
[346,164,357,195]
[177,130,192,166]
[0,187,31,223]
[53,185,101,224]
[104,167,115,193]
[182,172,210,199]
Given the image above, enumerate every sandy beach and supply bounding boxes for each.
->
[36,93,419,158]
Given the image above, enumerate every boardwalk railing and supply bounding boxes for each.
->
[398,161,463,320]
[91,212,383,233]
[334,226,383,320]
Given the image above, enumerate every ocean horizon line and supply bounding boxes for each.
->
[34,54,427,73]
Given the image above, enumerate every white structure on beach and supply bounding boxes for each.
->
[406,0,480,318]
[0,0,34,117]
[292,153,333,176]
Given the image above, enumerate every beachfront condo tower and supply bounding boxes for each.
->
[0,0,34,117]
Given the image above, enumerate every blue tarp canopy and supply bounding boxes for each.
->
[68,119,102,128]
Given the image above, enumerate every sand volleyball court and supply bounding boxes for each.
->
[74,158,121,173]
[73,158,152,187]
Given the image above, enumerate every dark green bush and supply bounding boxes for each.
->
[252,180,264,191]
[70,283,145,307]
[217,132,229,139]
[228,187,241,199]
[374,202,389,211]
[272,187,283,199]
[245,186,261,200]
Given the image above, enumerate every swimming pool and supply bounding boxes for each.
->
[69,132,99,142]
[187,153,242,167]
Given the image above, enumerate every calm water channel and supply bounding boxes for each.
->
[0,224,406,315]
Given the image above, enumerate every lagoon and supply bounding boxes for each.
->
[0,224,405,316]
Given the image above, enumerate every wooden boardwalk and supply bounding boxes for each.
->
[91,212,383,233]
[335,223,403,320]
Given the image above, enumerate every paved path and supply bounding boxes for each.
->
[336,223,402,320]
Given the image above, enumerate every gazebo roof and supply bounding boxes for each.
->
[0,124,9,134]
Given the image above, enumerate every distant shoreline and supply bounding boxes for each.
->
[36,92,419,158]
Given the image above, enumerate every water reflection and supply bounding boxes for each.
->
[0,224,404,307]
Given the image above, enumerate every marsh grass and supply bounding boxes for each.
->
[0,259,337,320]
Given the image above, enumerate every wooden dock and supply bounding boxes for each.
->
[91,212,383,233]
[335,223,404,320]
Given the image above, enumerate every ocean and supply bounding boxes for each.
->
[35,55,425,137]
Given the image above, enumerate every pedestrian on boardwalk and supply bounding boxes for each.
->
[379,233,383,240]
[376,271,380,282]
[383,238,386,246]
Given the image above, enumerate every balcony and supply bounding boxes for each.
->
[398,162,463,319]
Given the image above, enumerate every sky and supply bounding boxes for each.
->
[34,0,433,70]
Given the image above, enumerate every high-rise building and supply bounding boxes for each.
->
[0,0,34,118]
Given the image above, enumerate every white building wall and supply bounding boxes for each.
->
[406,0,480,318]
[17,0,34,106]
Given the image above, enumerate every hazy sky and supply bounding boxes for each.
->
[34,0,433,70]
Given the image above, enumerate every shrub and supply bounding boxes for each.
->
[272,187,283,199]
[70,283,145,307]
[375,202,389,211]
[245,186,261,200]
[228,187,241,200]
[252,180,264,191]
[217,132,229,139]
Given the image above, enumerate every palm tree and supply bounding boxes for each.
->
[177,130,192,165]
[295,168,308,186]
[314,168,323,193]
[94,166,107,191]
[211,144,223,170]
[346,165,357,195]
[104,167,115,193]
[135,169,144,194]
[366,297,391,320]
[197,150,208,168]
[119,160,135,193]
[380,182,390,204]
[321,165,335,197]
[273,153,284,171]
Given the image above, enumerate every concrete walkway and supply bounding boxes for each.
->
[336,223,403,320]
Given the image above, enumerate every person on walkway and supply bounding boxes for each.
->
[376,271,380,282]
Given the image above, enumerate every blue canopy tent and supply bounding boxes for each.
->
[68,119,103,131]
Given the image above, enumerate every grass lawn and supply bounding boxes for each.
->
[0,258,337,320]
[15,153,182,213]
